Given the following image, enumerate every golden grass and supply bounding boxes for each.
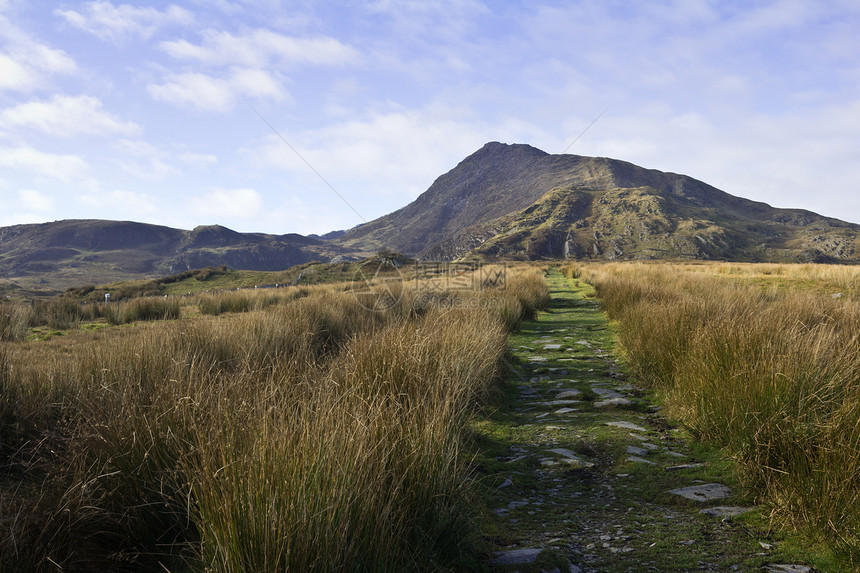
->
[575,261,860,563]
[0,264,546,571]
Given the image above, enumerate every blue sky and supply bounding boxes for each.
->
[1,0,858,235]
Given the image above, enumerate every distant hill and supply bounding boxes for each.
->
[337,142,860,263]
[3,142,859,294]
[0,220,347,293]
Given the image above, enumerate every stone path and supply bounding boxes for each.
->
[476,270,819,573]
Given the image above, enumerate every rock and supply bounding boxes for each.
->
[546,399,582,406]
[548,448,580,459]
[592,387,624,399]
[626,455,656,465]
[669,483,731,501]
[606,421,648,432]
[640,442,659,451]
[529,356,548,362]
[699,506,755,518]
[554,407,579,414]
[556,389,582,399]
[489,547,543,565]
[626,445,648,456]
[666,463,706,471]
[764,566,812,573]
[595,397,633,408]
[543,344,563,350]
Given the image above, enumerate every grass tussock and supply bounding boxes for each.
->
[193,286,310,316]
[576,262,860,563]
[0,264,545,571]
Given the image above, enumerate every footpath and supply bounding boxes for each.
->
[475,269,821,573]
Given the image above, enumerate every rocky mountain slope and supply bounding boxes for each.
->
[3,141,858,293]
[0,220,345,292]
[337,142,860,263]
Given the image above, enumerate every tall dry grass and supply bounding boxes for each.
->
[0,265,545,571]
[579,262,860,562]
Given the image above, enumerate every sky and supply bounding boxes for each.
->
[0,0,858,235]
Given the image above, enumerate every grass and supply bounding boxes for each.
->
[0,264,548,571]
[473,267,842,572]
[575,261,860,566]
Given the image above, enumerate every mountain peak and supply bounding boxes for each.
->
[338,143,860,263]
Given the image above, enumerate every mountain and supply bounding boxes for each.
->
[337,142,860,263]
[3,142,858,293]
[0,220,346,292]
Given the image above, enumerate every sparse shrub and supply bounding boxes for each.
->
[0,304,31,341]
[506,266,550,318]
[104,297,180,324]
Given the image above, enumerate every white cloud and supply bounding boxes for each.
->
[0,53,39,92]
[245,107,495,213]
[80,189,158,214]
[27,44,78,75]
[177,151,218,166]
[0,26,76,92]
[147,72,234,112]
[188,188,263,219]
[0,146,89,181]
[0,94,141,137]
[230,67,283,99]
[158,28,359,67]
[147,68,286,112]
[54,1,193,42]
[17,189,53,211]
[113,138,181,180]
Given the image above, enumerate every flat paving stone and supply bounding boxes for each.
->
[764,566,813,573]
[626,455,657,465]
[594,397,633,408]
[548,448,580,459]
[669,483,731,502]
[666,462,706,471]
[592,387,624,398]
[699,506,755,518]
[606,421,648,432]
[546,399,582,406]
[489,547,543,565]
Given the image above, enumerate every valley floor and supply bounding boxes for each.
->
[474,269,828,573]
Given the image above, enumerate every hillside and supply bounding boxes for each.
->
[0,220,346,293]
[338,142,860,263]
[3,142,859,293]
